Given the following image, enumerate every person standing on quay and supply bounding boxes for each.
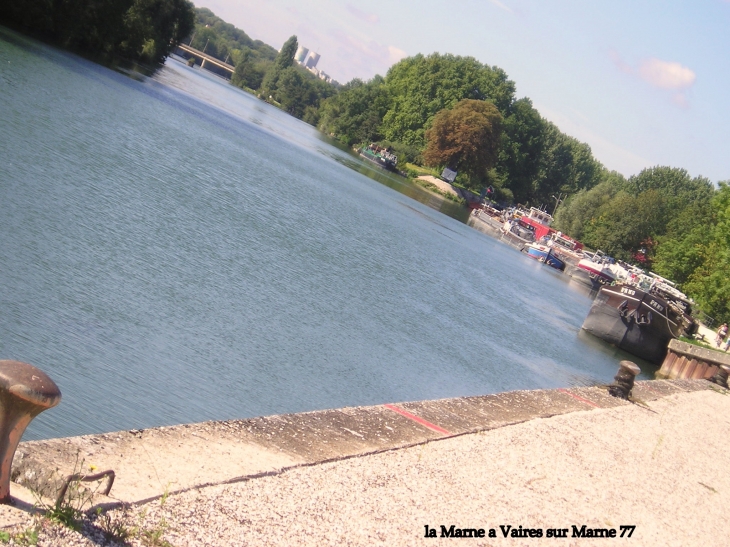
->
[716,323,728,348]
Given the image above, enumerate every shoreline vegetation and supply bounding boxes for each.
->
[2,4,729,326]
[0,0,195,66]
[414,179,465,204]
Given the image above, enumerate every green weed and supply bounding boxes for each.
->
[94,506,136,543]
[1,527,38,546]
[31,453,102,532]
[140,517,172,547]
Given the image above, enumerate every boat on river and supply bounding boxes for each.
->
[524,243,566,271]
[359,144,398,172]
[581,274,697,364]
[500,218,535,250]
[518,207,554,240]
[548,232,584,265]
[570,250,626,289]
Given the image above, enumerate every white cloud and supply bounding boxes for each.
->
[638,58,696,90]
[346,5,380,24]
[610,52,696,108]
[388,46,408,64]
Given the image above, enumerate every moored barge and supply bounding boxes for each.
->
[581,279,697,364]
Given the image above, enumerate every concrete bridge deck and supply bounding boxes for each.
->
[176,43,235,76]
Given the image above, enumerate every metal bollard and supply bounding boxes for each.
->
[607,360,641,400]
[0,360,61,504]
[707,364,730,389]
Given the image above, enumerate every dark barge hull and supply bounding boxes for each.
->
[581,284,688,364]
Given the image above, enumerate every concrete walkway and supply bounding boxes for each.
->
[4,380,730,545]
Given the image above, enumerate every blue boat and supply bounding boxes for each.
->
[524,243,566,271]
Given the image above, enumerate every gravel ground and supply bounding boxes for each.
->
[4,389,729,546]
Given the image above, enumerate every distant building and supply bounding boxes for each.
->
[294,46,309,64]
[294,47,337,84]
[304,51,320,69]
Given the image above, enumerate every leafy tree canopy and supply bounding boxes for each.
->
[553,175,622,240]
[620,167,714,215]
[531,122,602,206]
[231,47,269,90]
[655,182,730,323]
[495,98,547,204]
[381,53,516,147]
[318,76,390,146]
[123,0,196,63]
[0,0,195,64]
[581,189,668,263]
[423,99,503,184]
[193,7,275,58]
[275,35,298,71]
[557,166,716,272]
[188,7,276,66]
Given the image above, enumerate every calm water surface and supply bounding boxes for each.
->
[0,29,648,441]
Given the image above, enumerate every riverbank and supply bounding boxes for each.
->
[4,379,728,545]
[415,175,459,197]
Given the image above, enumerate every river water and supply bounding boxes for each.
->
[0,28,648,441]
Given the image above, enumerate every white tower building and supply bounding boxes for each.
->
[304,51,320,69]
[294,46,309,64]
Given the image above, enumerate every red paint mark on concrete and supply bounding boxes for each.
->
[558,388,601,408]
[383,404,451,436]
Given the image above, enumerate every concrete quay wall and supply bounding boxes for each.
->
[10,379,714,506]
[658,338,730,380]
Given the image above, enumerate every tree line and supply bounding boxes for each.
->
[554,168,729,324]
[0,0,195,64]
[183,9,335,124]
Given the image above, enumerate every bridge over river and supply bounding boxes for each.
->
[175,43,234,78]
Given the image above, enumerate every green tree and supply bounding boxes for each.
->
[187,7,277,68]
[495,98,546,203]
[262,64,335,122]
[581,189,668,262]
[553,173,623,240]
[555,166,716,272]
[423,99,503,185]
[260,35,299,99]
[231,48,269,90]
[318,76,390,146]
[655,182,730,323]
[0,0,194,64]
[274,67,312,117]
[275,35,298,70]
[652,221,713,288]
[381,53,516,147]
[122,0,195,63]
[532,123,602,206]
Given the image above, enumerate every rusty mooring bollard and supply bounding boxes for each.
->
[707,364,730,389]
[0,360,61,504]
[607,360,641,399]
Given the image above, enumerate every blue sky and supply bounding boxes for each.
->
[200,0,730,183]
